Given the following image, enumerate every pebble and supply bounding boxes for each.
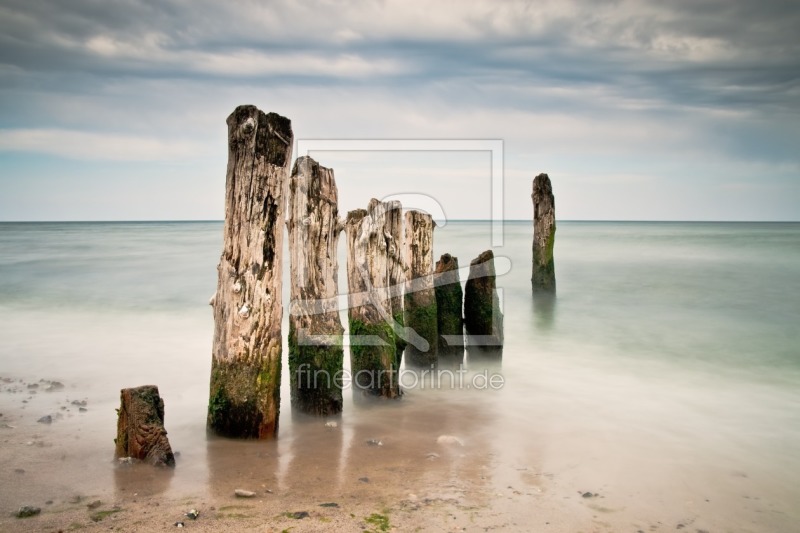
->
[234,489,256,498]
[185,509,199,520]
[366,439,383,446]
[437,435,464,446]
[87,500,102,509]
[37,415,53,424]
[15,505,41,518]
[319,502,339,508]
[582,492,594,498]
[324,421,338,428]
[358,477,370,483]
[46,382,64,392]
[289,511,309,519]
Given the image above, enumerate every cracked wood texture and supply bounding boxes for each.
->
[434,253,464,367]
[344,200,403,399]
[464,250,504,356]
[403,210,438,367]
[287,156,345,416]
[208,105,293,439]
[115,385,175,467]
[531,173,556,291]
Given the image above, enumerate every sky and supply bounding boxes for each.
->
[0,0,798,221]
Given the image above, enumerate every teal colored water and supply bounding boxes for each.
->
[0,221,798,529]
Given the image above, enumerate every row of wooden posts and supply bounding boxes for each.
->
[207,105,555,439]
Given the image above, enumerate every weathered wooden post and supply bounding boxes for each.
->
[207,105,293,438]
[287,156,345,416]
[386,201,406,360]
[344,200,402,398]
[532,173,556,291]
[115,385,175,467]
[464,250,504,354]
[403,210,438,367]
[434,253,464,366]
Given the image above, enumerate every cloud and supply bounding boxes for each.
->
[0,0,797,219]
[0,129,203,161]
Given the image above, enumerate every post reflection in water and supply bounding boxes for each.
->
[532,291,557,331]
[205,434,280,500]
[114,461,174,499]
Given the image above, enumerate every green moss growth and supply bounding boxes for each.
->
[348,318,399,397]
[532,225,556,291]
[364,512,391,532]
[392,311,407,355]
[403,300,438,366]
[207,352,281,438]
[288,322,344,415]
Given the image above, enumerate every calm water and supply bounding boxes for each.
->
[1,221,799,529]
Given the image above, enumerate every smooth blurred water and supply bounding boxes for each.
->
[1,220,799,529]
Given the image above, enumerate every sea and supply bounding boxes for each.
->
[0,220,798,530]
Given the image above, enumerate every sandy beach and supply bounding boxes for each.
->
[2,369,794,533]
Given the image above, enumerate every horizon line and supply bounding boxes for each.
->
[1,219,798,224]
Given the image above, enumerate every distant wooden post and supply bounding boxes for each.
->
[531,173,556,291]
[287,156,345,416]
[403,211,438,367]
[464,250,504,353]
[208,105,293,438]
[344,200,402,398]
[115,385,175,467]
[434,253,464,366]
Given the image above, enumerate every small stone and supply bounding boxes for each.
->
[46,382,64,392]
[324,421,338,428]
[16,505,41,518]
[426,452,439,460]
[79,407,87,412]
[14,468,25,474]
[289,511,309,519]
[366,439,383,446]
[582,492,593,498]
[319,502,339,508]
[174,521,185,527]
[37,415,52,424]
[87,500,102,509]
[234,489,256,498]
[27,384,39,389]
[45,500,53,505]
[358,477,369,483]
[436,435,463,446]
[71,400,87,407]
[185,509,199,520]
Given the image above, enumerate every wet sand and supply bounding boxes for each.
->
[2,368,796,533]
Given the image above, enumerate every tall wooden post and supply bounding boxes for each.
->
[287,156,345,416]
[208,105,293,438]
[532,173,556,291]
[434,253,464,366]
[464,250,504,354]
[403,210,438,367]
[344,200,402,398]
